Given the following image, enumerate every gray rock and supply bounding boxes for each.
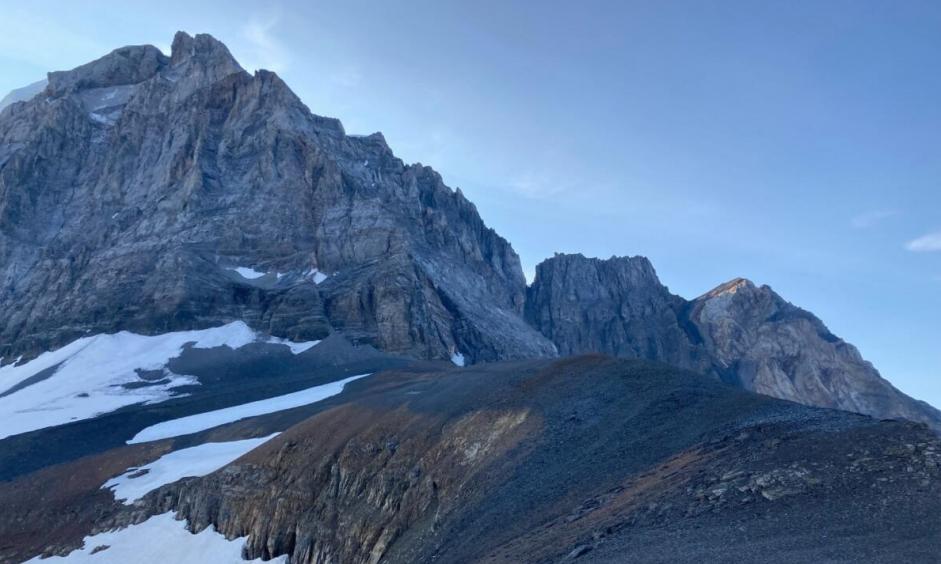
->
[688,278,941,430]
[524,253,713,374]
[526,255,941,431]
[0,31,555,364]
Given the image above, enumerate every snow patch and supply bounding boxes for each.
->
[264,335,321,355]
[23,511,286,563]
[450,352,466,367]
[104,434,279,504]
[229,266,266,279]
[0,322,321,440]
[303,268,328,284]
[128,374,370,444]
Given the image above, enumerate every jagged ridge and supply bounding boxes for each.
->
[525,253,941,431]
[0,32,555,364]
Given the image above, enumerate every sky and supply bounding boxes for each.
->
[0,1,939,408]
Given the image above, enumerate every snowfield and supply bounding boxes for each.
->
[24,512,286,563]
[128,374,370,444]
[104,434,280,504]
[0,322,321,440]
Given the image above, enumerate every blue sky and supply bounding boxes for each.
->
[1,1,939,407]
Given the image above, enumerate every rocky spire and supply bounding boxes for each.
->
[170,31,243,74]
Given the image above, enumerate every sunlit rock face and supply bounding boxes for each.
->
[687,278,941,429]
[0,32,555,364]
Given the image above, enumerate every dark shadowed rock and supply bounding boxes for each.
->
[525,253,713,374]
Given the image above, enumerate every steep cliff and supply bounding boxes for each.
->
[526,254,941,430]
[0,32,555,363]
[524,253,713,374]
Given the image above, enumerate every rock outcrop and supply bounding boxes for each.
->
[0,32,555,363]
[687,277,941,429]
[526,254,941,430]
[524,253,713,374]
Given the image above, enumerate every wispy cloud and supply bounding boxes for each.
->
[851,209,899,229]
[905,231,941,252]
[239,14,289,73]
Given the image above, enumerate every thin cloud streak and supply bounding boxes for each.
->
[905,231,941,252]
[851,209,899,229]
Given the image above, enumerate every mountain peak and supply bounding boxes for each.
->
[170,31,242,73]
[699,277,757,300]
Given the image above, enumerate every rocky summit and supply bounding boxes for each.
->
[0,32,554,366]
[526,253,941,431]
[0,32,939,564]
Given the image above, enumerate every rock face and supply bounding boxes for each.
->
[524,254,713,375]
[687,278,941,429]
[0,32,555,363]
[526,254,941,430]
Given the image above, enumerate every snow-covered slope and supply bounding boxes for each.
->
[0,322,321,439]
[128,374,369,443]
[104,434,280,504]
[24,512,286,563]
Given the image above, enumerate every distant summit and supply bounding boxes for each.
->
[0,79,46,111]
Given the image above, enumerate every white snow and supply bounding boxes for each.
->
[24,511,286,563]
[450,352,466,367]
[104,434,279,504]
[229,266,266,279]
[129,374,370,444]
[304,268,328,284]
[264,335,321,355]
[0,322,322,440]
